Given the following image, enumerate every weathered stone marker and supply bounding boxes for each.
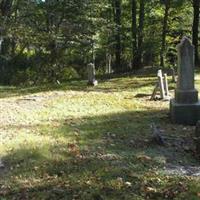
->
[163,73,169,97]
[151,70,170,101]
[157,70,166,99]
[87,63,98,86]
[170,37,200,125]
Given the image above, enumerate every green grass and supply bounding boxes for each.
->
[0,72,200,199]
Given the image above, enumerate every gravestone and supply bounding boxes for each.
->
[87,63,98,86]
[163,73,169,97]
[170,37,200,125]
[157,70,166,99]
[151,70,170,100]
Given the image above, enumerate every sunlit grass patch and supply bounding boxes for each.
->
[0,73,200,199]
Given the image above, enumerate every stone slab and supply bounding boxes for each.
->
[170,99,200,125]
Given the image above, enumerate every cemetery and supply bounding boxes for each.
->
[0,37,200,199]
[1,1,200,200]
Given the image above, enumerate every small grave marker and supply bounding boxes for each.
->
[163,73,169,97]
[151,70,170,101]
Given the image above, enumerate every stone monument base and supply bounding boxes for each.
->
[170,99,200,125]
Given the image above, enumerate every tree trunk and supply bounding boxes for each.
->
[137,0,145,67]
[131,0,137,69]
[114,0,122,73]
[192,0,200,67]
[160,0,170,68]
[132,0,145,69]
[106,53,112,74]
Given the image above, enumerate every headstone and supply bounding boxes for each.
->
[87,63,98,86]
[157,70,165,99]
[163,73,169,97]
[170,37,200,125]
[151,70,170,101]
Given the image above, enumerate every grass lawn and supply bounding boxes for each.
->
[1,71,200,199]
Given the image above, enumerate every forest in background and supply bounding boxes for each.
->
[0,0,198,85]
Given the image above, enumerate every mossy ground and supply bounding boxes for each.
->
[0,72,200,199]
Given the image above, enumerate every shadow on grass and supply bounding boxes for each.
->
[0,109,197,199]
[96,78,156,92]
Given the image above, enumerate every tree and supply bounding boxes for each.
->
[192,0,200,67]
[131,0,137,69]
[160,0,171,68]
[112,0,122,72]
[137,0,145,67]
[0,0,195,84]
[131,0,145,69]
